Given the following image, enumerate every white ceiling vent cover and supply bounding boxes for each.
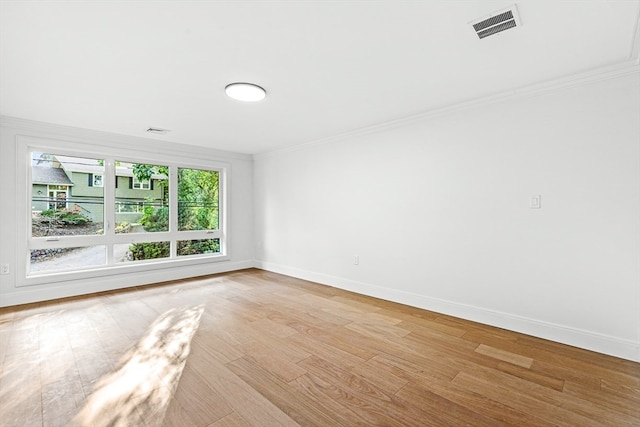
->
[470,5,521,39]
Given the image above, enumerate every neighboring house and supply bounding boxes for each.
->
[32,165,75,212]
[32,155,167,223]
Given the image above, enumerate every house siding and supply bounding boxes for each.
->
[69,171,104,222]
[114,175,164,200]
[31,184,48,212]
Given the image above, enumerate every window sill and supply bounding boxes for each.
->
[18,253,230,287]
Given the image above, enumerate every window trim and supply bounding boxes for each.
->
[19,136,230,287]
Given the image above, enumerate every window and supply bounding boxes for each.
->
[116,161,168,233]
[32,154,104,236]
[178,168,219,231]
[92,174,103,187]
[46,185,69,210]
[132,177,150,190]
[27,149,226,279]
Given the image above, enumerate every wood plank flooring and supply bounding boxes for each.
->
[0,268,638,426]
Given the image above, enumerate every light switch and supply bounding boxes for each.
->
[530,195,541,209]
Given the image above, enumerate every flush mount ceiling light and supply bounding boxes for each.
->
[225,82,266,102]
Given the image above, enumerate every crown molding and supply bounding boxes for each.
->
[254,60,640,160]
[0,115,252,162]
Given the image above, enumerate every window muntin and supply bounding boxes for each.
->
[27,150,225,278]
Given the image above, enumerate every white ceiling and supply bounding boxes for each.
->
[1,1,639,154]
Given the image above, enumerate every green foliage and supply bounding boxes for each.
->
[178,168,219,231]
[133,164,170,229]
[132,163,156,182]
[139,205,168,232]
[139,195,168,232]
[132,164,168,185]
[129,242,170,260]
[129,239,219,260]
[40,209,91,225]
[177,239,220,256]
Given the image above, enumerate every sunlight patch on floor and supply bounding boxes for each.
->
[73,305,204,427]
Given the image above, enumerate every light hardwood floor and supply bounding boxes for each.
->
[0,269,638,426]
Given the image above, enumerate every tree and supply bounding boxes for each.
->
[177,168,219,231]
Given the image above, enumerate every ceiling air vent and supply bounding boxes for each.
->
[470,5,520,39]
[146,127,170,135]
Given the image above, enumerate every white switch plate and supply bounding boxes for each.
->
[0,264,9,275]
[353,255,359,265]
[530,195,541,209]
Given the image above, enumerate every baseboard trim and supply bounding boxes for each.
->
[255,260,640,362]
[0,259,255,308]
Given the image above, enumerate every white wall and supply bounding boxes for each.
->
[254,72,640,362]
[0,117,254,306]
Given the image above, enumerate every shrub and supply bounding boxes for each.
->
[40,209,91,225]
[177,239,220,256]
[128,242,170,260]
[140,205,168,232]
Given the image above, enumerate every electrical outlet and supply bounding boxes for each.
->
[0,264,9,275]
[353,255,359,265]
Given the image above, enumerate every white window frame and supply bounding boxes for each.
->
[132,176,150,190]
[18,136,229,287]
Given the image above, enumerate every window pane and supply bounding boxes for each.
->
[30,246,106,273]
[178,168,219,231]
[115,162,169,233]
[177,239,220,256]
[31,153,104,237]
[114,242,170,263]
